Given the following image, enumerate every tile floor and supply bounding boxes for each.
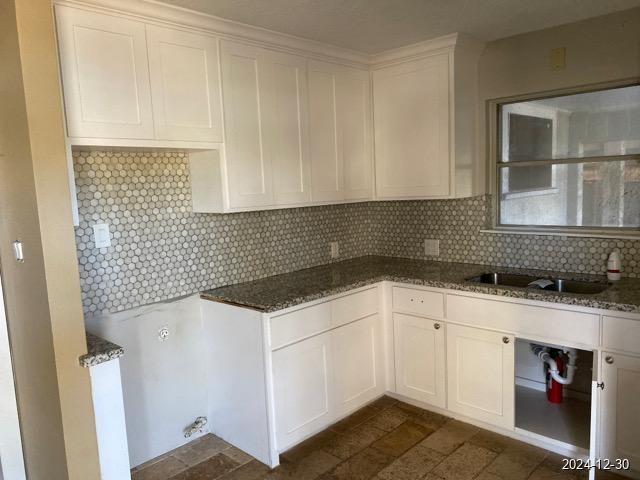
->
[131,396,627,480]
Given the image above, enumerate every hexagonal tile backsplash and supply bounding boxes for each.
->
[74,150,640,316]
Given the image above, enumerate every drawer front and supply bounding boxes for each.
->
[447,294,599,347]
[331,287,379,329]
[270,302,331,350]
[603,316,640,354]
[392,286,444,318]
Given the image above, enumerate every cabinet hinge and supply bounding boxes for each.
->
[596,382,605,390]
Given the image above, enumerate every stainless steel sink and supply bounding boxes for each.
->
[466,272,610,294]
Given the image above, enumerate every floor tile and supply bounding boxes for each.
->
[267,450,341,479]
[370,421,433,458]
[321,447,395,480]
[466,430,516,453]
[132,456,189,480]
[481,441,547,479]
[363,406,410,432]
[222,447,253,466]
[431,443,497,480]
[169,453,239,480]
[173,435,232,466]
[376,442,446,480]
[419,420,479,455]
[368,396,399,411]
[322,423,387,460]
[281,429,340,463]
[330,406,379,433]
[394,403,449,430]
[217,460,269,480]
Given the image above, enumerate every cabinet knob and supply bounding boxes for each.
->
[434,323,441,330]
[502,336,510,344]
[605,355,614,365]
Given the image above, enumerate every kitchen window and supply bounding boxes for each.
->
[496,84,640,232]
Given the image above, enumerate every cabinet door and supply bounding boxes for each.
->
[336,68,373,201]
[55,5,154,139]
[373,53,451,198]
[446,323,514,430]
[265,52,311,206]
[146,25,222,142]
[220,41,273,208]
[272,333,333,452]
[394,313,446,408]
[308,62,343,202]
[332,315,384,416]
[600,352,640,471]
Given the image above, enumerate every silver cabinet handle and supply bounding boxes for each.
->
[605,355,614,365]
[434,323,441,330]
[502,336,510,344]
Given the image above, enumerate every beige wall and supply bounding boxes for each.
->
[478,7,640,190]
[0,0,101,479]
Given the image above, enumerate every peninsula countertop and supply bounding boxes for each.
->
[201,256,640,314]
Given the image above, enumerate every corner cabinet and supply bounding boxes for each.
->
[372,40,484,199]
[308,61,373,203]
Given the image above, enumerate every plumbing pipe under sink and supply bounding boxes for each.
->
[531,344,577,386]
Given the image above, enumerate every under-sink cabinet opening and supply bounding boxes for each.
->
[514,338,594,452]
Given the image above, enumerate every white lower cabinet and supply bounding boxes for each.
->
[393,313,446,408]
[600,352,640,471]
[272,314,383,452]
[446,323,515,430]
[333,315,384,416]
[272,331,333,451]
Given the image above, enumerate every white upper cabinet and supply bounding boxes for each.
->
[265,51,312,206]
[55,5,154,139]
[372,38,483,200]
[308,62,342,202]
[146,25,223,142]
[219,41,274,208]
[308,61,373,203]
[373,53,451,199]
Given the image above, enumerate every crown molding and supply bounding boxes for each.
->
[54,0,371,68]
[53,0,485,70]
[371,32,485,68]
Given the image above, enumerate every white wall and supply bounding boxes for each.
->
[85,294,208,467]
[0,275,26,480]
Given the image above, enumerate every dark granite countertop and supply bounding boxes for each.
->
[79,333,125,368]
[201,255,640,315]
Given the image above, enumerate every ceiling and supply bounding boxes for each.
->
[156,0,640,54]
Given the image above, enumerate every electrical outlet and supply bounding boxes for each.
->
[424,239,440,257]
[330,241,340,259]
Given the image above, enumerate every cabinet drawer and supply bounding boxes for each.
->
[447,294,599,347]
[270,302,331,350]
[392,286,444,318]
[603,316,640,354]
[331,287,378,328]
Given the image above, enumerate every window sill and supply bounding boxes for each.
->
[480,229,640,240]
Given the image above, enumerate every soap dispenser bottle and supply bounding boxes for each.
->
[607,251,621,282]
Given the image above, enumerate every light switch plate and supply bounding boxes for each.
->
[93,223,111,248]
[424,239,440,257]
[550,47,566,71]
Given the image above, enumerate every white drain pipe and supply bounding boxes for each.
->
[531,344,577,385]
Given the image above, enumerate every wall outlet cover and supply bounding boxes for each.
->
[424,239,440,257]
[330,241,340,259]
[93,223,111,248]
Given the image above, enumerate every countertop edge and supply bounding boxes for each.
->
[79,333,125,368]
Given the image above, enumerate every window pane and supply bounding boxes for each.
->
[500,85,640,162]
[499,160,640,228]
